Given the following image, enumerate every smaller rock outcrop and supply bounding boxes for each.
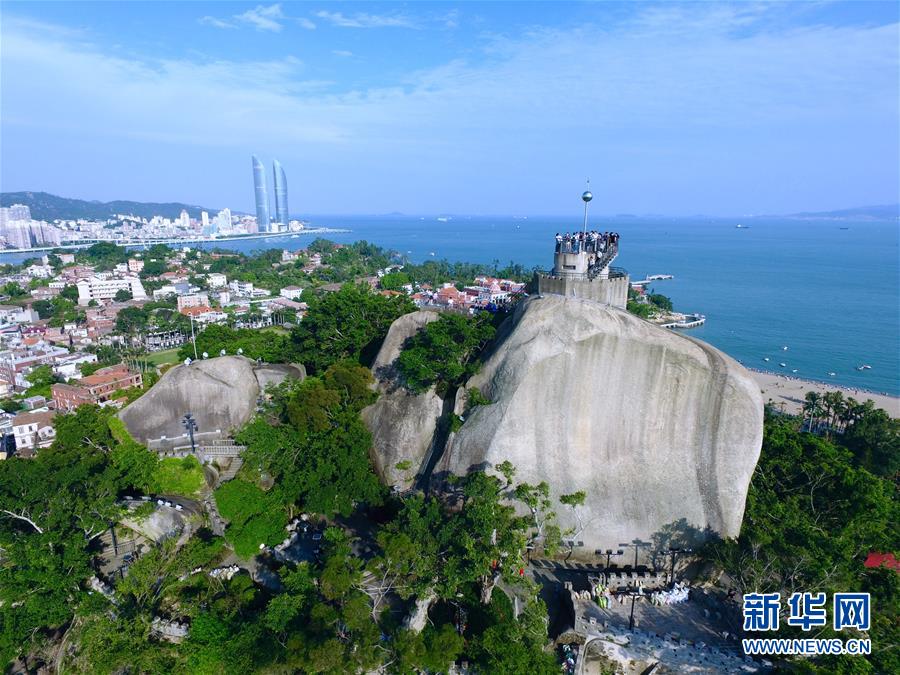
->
[361,311,444,489]
[120,356,304,444]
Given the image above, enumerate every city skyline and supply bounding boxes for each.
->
[1,2,898,215]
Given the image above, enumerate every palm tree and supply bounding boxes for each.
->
[802,391,822,432]
[821,391,844,439]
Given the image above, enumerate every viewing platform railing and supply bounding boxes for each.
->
[537,266,628,282]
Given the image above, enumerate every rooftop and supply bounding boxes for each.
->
[12,410,56,428]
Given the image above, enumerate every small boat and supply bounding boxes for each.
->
[862,364,872,370]
[782,346,788,351]
[763,357,770,362]
[429,252,436,256]
[828,372,836,377]
[779,363,786,368]
[792,369,798,373]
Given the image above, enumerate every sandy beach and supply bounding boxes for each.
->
[751,371,900,418]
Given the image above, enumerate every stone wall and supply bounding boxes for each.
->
[536,273,629,309]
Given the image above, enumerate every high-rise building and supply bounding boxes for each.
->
[201,211,209,228]
[215,208,231,233]
[273,159,289,226]
[180,209,191,228]
[252,155,270,231]
[0,204,31,226]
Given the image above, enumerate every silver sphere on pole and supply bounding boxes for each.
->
[582,190,593,203]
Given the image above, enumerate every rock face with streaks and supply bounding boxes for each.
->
[363,296,764,556]
[120,356,304,444]
[361,311,445,489]
[436,295,763,554]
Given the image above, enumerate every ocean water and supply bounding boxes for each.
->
[3,215,898,395]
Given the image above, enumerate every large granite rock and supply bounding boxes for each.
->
[361,311,444,489]
[436,295,763,554]
[120,356,304,444]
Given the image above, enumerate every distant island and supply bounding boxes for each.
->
[781,204,899,221]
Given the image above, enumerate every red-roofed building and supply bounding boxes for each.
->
[51,363,142,411]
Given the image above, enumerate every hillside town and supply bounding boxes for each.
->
[0,240,526,460]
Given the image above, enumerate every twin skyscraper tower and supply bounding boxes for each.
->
[251,155,289,232]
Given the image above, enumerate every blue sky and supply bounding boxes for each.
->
[1,1,898,216]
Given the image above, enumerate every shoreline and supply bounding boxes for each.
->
[749,369,900,418]
[0,227,352,255]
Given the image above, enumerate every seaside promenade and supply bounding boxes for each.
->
[752,371,900,418]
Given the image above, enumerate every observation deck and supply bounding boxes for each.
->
[535,234,629,309]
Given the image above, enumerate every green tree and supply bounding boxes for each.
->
[396,312,496,394]
[31,299,53,319]
[380,271,411,291]
[24,364,57,398]
[114,288,132,302]
[59,284,79,302]
[0,406,153,665]
[291,283,414,373]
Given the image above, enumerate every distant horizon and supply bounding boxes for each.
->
[2,189,898,222]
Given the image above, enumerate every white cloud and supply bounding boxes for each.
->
[314,10,417,29]
[234,3,285,32]
[332,50,353,58]
[2,7,897,212]
[199,16,235,30]
[297,17,316,30]
[441,9,459,30]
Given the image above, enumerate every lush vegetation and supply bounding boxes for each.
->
[237,361,383,518]
[396,312,497,394]
[152,456,206,497]
[0,407,157,666]
[708,409,898,673]
[626,287,675,319]
[214,480,286,558]
[177,323,295,363]
[290,283,414,373]
[22,364,58,398]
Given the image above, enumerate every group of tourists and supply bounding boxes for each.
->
[650,583,691,606]
[554,230,620,254]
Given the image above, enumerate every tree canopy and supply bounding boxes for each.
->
[290,283,414,374]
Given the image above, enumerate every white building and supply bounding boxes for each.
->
[52,353,98,381]
[207,273,227,288]
[229,280,254,296]
[176,293,209,311]
[279,286,303,300]
[25,264,53,278]
[128,258,145,273]
[0,305,37,326]
[216,208,231,233]
[76,276,147,306]
[12,410,56,455]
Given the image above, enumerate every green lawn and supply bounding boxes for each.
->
[152,456,206,496]
[145,348,182,366]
